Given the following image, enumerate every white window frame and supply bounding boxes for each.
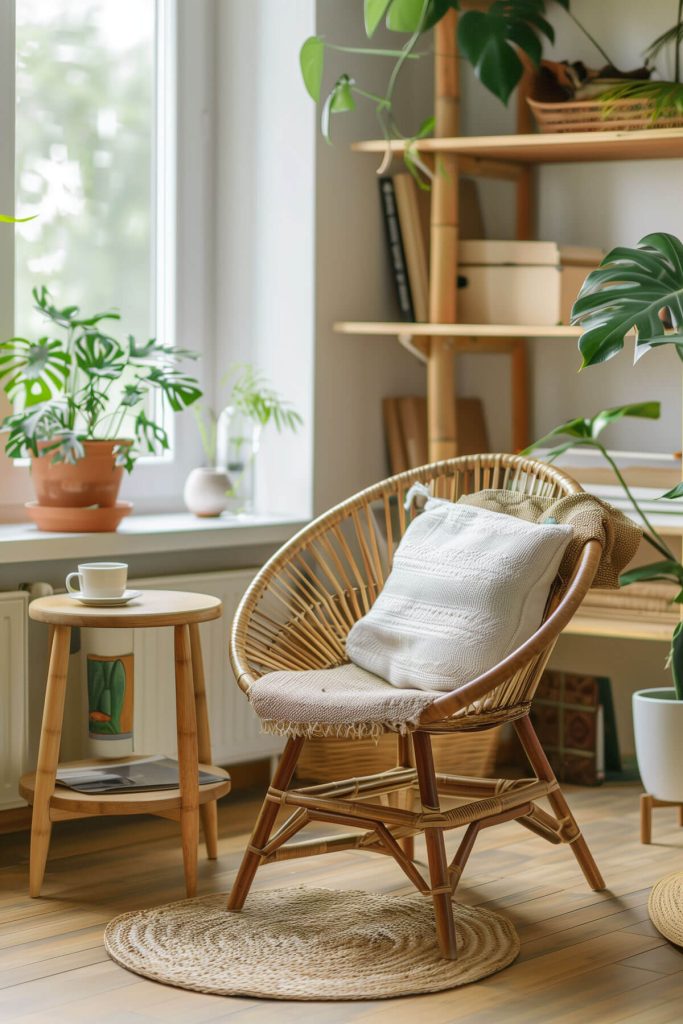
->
[0,0,212,518]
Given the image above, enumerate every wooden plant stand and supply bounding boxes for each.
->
[640,793,683,844]
[21,591,231,897]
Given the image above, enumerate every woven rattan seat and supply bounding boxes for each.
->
[227,454,606,960]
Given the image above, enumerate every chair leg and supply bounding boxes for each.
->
[413,732,458,960]
[227,736,304,911]
[397,733,415,862]
[515,715,605,891]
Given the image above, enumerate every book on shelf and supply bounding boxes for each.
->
[378,176,414,321]
[533,446,682,496]
[382,395,489,474]
[55,755,224,794]
[380,174,485,323]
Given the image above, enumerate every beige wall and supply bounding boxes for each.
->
[312,1,430,513]
[310,0,680,752]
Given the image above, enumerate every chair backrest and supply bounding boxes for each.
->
[230,454,602,727]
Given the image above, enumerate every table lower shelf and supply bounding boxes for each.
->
[19,760,232,819]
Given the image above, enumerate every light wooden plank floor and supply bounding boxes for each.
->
[0,783,682,1023]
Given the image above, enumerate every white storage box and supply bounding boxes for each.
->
[457,240,603,326]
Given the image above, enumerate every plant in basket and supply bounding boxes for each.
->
[0,286,202,531]
[529,2,683,131]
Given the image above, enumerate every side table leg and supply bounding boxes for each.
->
[174,624,200,897]
[189,622,218,860]
[30,625,71,897]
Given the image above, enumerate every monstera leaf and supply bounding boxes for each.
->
[522,402,661,459]
[0,336,70,406]
[457,0,555,104]
[572,233,683,367]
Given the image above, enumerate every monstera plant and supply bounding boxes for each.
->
[0,286,202,530]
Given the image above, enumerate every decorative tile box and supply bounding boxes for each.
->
[457,240,604,326]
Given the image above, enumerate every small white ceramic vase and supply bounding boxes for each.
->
[183,467,232,518]
[633,688,683,803]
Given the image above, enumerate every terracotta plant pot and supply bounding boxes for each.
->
[31,439,131,508]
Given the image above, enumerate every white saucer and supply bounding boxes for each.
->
[66,589,142,608]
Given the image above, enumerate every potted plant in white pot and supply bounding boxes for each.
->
[0,286,202,531]
[525,231,683,805]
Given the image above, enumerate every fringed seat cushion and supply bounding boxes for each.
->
[247,663,439,740]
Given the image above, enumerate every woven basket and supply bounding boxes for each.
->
[296,728,500,784]
[527,96,683,134]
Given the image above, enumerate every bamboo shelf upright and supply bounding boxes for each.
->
[334,9,683,459]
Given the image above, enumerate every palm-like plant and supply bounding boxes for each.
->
[0,287,202,469]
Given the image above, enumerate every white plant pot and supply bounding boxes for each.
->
[633,688,683,803]
[183,467,231,518]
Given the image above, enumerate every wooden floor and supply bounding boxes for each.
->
[1,783,682,1022]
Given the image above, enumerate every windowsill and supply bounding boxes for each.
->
[0,511,308,564]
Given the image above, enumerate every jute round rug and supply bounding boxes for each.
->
[648,871,683,947]
[104,887,519,1000]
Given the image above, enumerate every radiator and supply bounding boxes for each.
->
[0,591,29,811]
[129,569,284,764]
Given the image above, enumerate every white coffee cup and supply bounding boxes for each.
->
[66,562,128,599]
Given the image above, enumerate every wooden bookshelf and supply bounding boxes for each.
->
[335,322,582,339]
[352,128,683,169]
[565,614,673,643]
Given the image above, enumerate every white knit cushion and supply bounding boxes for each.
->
[346,499,573,692]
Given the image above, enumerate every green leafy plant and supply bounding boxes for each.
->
[571,232,683,368]
[193,364,302,469]
[226,364,303,433]
[598,0,683,120]
[300,0,611,150]
[0,286,202,469]
[523,403,683,699]
[0,213,36,223]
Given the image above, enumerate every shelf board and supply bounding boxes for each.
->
[352,128,683,165]
[19,761,231,819]
[334,321,581,339]
[564,612,673,643]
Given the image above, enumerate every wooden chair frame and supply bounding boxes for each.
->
[227,455,605,960]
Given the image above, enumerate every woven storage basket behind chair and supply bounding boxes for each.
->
[296,730,499,784]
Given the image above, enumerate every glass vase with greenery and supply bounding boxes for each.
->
[195,364,302,514]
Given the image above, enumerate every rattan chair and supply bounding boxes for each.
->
[228,454,605,959]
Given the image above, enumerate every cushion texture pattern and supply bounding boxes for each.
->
[345,499,572,692]
[248,663,438,740]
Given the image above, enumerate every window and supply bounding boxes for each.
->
[0,0,195,512]
[14,0,158,347]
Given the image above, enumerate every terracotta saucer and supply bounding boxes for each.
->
[25,501,133,533]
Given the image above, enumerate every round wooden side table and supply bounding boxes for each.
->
[21,590,232,898]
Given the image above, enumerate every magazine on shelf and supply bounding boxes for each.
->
[56,755,224,794]
[533,447,683,516]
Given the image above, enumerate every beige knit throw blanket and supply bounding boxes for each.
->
[457,489,642,588]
